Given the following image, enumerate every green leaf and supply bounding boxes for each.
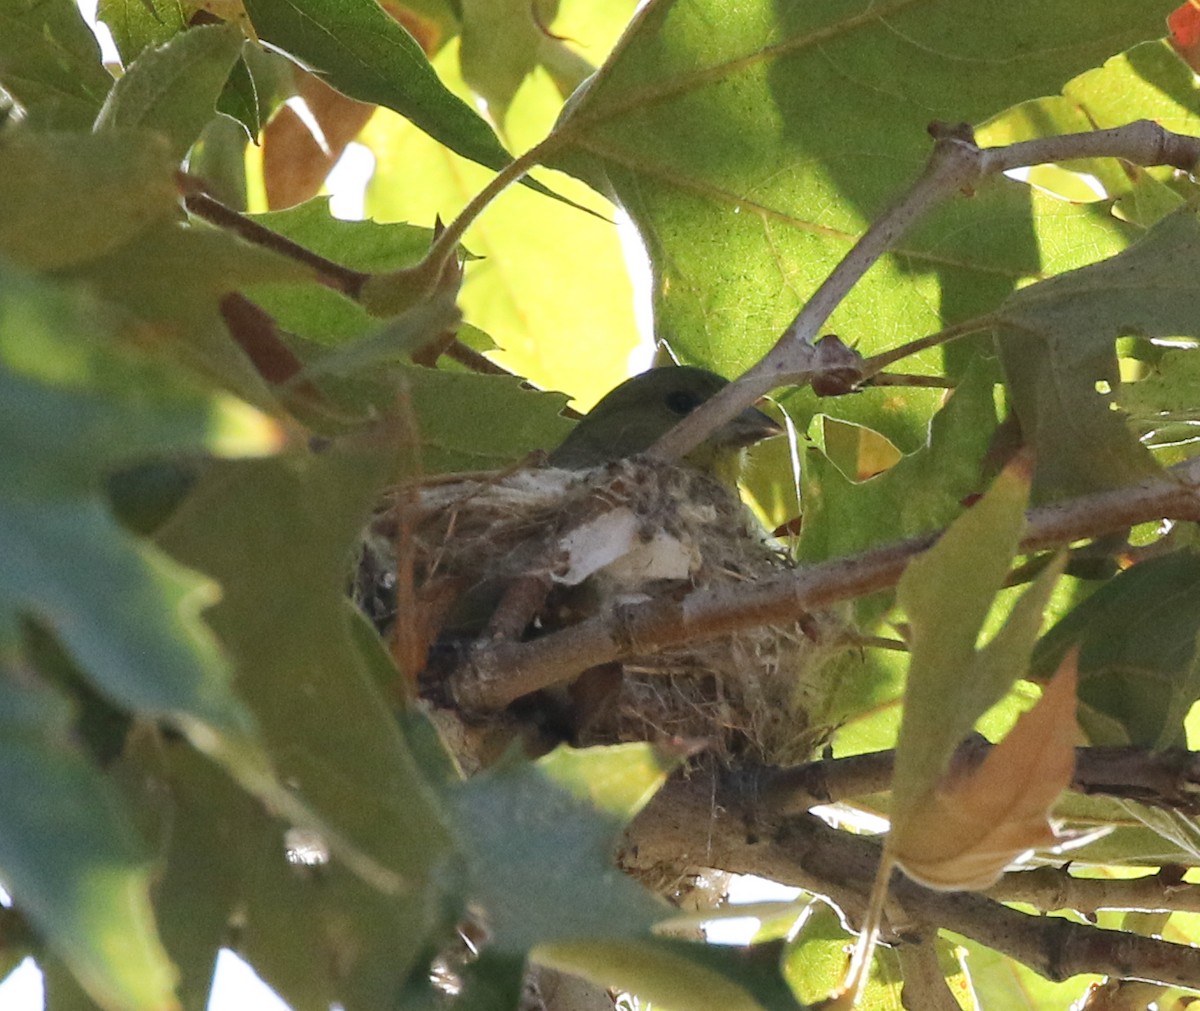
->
[97,0,187,65]
[0,675,177,1011]
[245,199,435,345]
[1118,346,1200,450]
[0,131,179,270]
[1064,40,1200,227]
[992,208,1200,500]
[548,0,1171,400]
[0,261,280,747]
[825,647,908,758]
[215,40,295,143]
[795,362,997,584]
[59,221,314,408]
[215,50,262,139]
[125,737,443,1011]
[1031,552,1200,748]
[891,461,1063,831]
[0,0,113,127]
[95,24,245,160]
[240,0,517,177]
[154,446,451,878]
[1065,41,1200,144]
[299,298,463,380]
[185,115,251,209]
[0,265,385,957]
[541,937,803,1011]
[448,753,663,955]
[303,366,572,471]
[459,0,553,123]
[474,745,798,1008]
[781,901,908,1007]
[68,220,313,324]
[254,197,438,269]
[362,48,641,407]
[976,41,1200,218]
[400,367,574,471]
[537,741,682,824]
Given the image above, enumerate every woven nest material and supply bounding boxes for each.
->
[356,456,849,769]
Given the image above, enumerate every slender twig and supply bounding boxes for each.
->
[449,456,1200,710]
[985,866,1200,915]
[441,340,514,375]
[858,318,993,378]
[414,136,564,287]
[861,372,956,389]
[181,178,572,381]
[180,185,370,297]
[650,120,1200,464]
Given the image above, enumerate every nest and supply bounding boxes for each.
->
[356,456,849,770]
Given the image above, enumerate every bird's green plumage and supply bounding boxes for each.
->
[547,366,780,485]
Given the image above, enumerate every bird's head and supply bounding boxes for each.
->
[547,365,781,485]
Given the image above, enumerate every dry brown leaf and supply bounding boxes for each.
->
[891,652,1079,890]
[262,70,375,209]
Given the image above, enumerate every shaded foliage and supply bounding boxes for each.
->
[3,1,1200,1009]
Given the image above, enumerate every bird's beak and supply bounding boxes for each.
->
[719,404,784,449]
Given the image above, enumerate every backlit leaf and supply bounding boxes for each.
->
[97,0,187,65]
[154,445,451,879]
[547,0,1171,437]
[890,460,1036,810]
[992,208,1200,500]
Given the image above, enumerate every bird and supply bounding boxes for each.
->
[355,364,841,768]
[355,365,786,716]
[410,366,781,642]
[547,365,781,484]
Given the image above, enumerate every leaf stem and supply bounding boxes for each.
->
[418,136,566,282]
[651,120,1200,463]
[179,181,370,297]
[859,319,993,378]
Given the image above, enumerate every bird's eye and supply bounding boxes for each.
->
[665,390,701,415]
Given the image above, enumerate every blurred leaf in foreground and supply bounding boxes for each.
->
[0,263,279,1009]
[0,674,178,1011]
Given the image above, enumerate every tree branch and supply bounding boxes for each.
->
[649,120,1200,464]
[763,743,1200,818]
[624,769,1200,989]
[984,866,1200,916]
[180,182,369,297]
[449,456,1200,711]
